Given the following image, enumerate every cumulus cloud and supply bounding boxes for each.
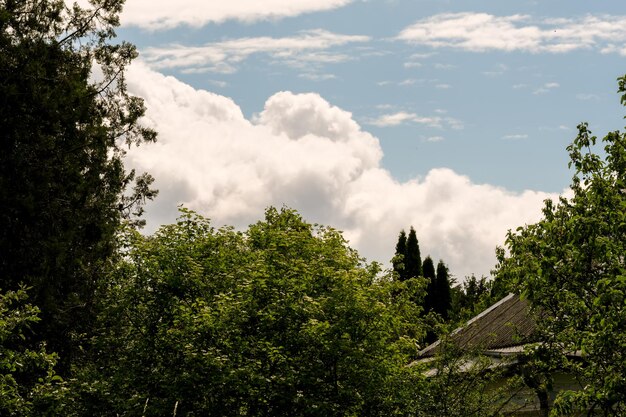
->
[397,13,626,54]
[125,63,560,278]
[84,0,352,29]
[142,30,369,73]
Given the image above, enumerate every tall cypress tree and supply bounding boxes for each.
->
[422,256,436,313]
[405,227,422,279]
[435,260,452,320]
[393,230,407,281]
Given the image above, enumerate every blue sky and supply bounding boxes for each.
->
[107,0,626,279]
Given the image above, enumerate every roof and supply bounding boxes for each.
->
[417,293,540,359]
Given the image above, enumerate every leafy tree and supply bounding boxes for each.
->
[412,338,527,417]
[434,260,452,320]
[393,230,408,281]
[84,208,424,416]
[0,0,156,371]
[450,275,493,323]
[495,75,626,416]
[405,227,422,280]
[0,288,68,416]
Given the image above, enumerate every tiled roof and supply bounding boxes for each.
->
[418,293,540,358]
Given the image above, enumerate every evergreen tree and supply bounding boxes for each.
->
[0,0,157,373]
[422,256,436,313]
[434,260,452,320]
[405,227,422,279]
[393,230,408,281]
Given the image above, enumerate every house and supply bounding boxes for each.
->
[413,293,583,417]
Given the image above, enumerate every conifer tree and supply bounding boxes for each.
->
[405,227,422,279]
[0,0,157,373]
[422,256,436,313]
[393,230,408,281]
[435,260,452,320]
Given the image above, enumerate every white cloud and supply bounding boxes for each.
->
[404,62,423,68]
[142,30,369,73]
[369,112,421,127]
[576,93,600,101]
[533,82,560,95]
[368,111,462,129]
[125,63,561,279]
[298,73,337,81]
[114,0,353,29]
[426,136,445,142]
[502,134,529,140]
[397,13,626,54]
[435,83,452,89]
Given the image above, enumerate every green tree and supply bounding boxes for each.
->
[85,208,424,416]
[0,288,68,416]
[434,260,451,321]
[422,256,436,314]
[450,275,493,323]
[413,338,527,417]
[393,230,408,281]
[495,75,626,416]
[405,227,422,280]
[0,0,156,371]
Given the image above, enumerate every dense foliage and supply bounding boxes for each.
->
[0,0,156,371]
[0,288,67,415]
[81,208,425,416]
[495,75,626,416]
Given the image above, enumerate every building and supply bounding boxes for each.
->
[413,293,583,416]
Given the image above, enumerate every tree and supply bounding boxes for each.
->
[84,208,424,416]
[494,75,626,416]
[450,275,493,323]
[434,260,451,321]
[422,256,436,314]
[0,288,68,416]
[393,230,408,281]
[0,0,156,371]
[405,227,422,280]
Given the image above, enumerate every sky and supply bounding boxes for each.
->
[99,0,626,280]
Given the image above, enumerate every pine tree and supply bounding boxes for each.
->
[393,230,407,281]
[435,260,452,320]
[422,256,436,313]
[405,227,422,279]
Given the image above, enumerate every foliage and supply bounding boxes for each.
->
[411,338,527,417]
[393,230,408,281]
[0,288,69,416]
[495,75,626,416]
[405,227,422,280]
[433,260,451,321]
[0,0,156,370]
[450,275,494,324]
[422,256,436,314]
[83,208,425,416]
[393,227,422,282]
